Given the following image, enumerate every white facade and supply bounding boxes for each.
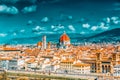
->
[113,65,120,76]
[73,66,90,74]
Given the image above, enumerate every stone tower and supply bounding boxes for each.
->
[42,35,46,49]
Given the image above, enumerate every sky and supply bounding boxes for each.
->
[0,0,120,44]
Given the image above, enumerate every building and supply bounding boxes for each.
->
[59,58,73,73]
[113,64,120,76]
[0,46,21,70]
[42,35,47,49]
[72,60,90,74]
[59,32,70,49]
[80,51,120,74]
[8,58,18,70]
[37,41,42,49]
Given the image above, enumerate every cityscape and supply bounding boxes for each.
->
[1,0,120,80]
[0,32,120,80]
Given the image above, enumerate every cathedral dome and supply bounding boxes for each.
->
[37,42,42,47]
[60,32,70,42]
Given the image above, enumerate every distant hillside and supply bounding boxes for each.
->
[5,28,120,44]
[86,28,120,43]
[6,33,82,44]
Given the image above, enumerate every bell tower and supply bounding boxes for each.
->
[42,35,47,49]
[96,53,102,73]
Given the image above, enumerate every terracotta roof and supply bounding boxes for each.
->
[73,62,90,67]
[0,57,13,60]
[61,58,74,63]
[60,32,70,42]
[37,42,42,46]
[26,58,35,63]
[2,47,18,51]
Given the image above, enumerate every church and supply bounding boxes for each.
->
[37,32,71,49]
[59,32,70,49]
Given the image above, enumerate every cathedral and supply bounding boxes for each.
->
[59,32,70,49]
[37,32,71,49]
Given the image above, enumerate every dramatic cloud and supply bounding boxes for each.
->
[51,25,55,29]
[67,15,73,20]
[103,17,110,23]
[68,25,75,31]
[111,16,119,21]
[100,26,109,30]
[91,26,98,31]
[82,23,90,28]
[32,26,46,32]
[0,33,7,37]
[80,31,85,35]
[0,5,19,14]
[34,31,54,34]
[51,24,64,31]
[41,17,49,23]
[13,32,17,36]
[98,22,109,30]
[21,5,37,14]
[20,29,25,33]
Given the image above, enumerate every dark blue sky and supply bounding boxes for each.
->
[0,0,120,44]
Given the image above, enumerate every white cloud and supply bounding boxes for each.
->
[35,26,40,30]
[20,29,25,33]
[35,31,54,34]
[111,16,119,21]
[33,26,46,31]
[22,5,37,14]
[113,20,120,24]
[0,33,7,37]
[41,17,49,22]
[13,32,17,36]
[91,26,98,31]
[51,25,55,29]
[82,23,90,28]
[101,26,109,30]
[98,22,109,30]
[27,20,33,25]
[103,17,110,24]
[53,28,58,31]
[110,16,120,24]
[67,16,73,20]
[106,17,110,23]
[52,24,64,31]
[0,5,7,11]
[80,31,85,35]
[0,5,19,14]
[68,25,75,31]
[58,24,64,29]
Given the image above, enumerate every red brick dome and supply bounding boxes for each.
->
[60,32,70,42]
[37,42,42,46]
